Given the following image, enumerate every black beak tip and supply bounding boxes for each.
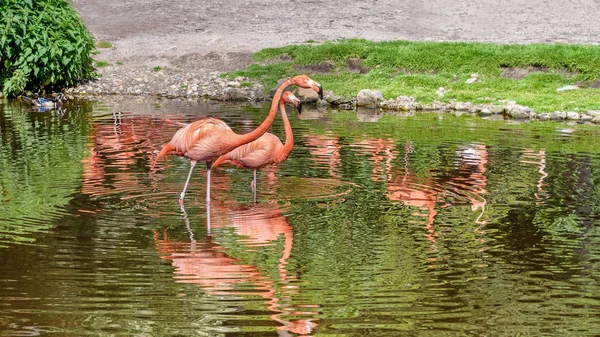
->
[297,102,303,115]
[318,86,323,100]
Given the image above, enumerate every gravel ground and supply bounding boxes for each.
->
[69,0,600,109]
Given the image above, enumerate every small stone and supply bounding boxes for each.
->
[586,110,600,117]
[550,111,567,120]
[298,87,320,103]
[566,111,581,120]
[538,113,550,121]
[436,87,447,97]
[466,74,479,84]
[478,108,492,116]
[581,114,593,122]
[488,105,504,114]
[454,102,468,111]
[556,85,580,92]
[356,89,384,108]
[592,116,600,124]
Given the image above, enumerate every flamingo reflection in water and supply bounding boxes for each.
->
[451,143,489,225]
[350,137,440,245]
[352,138,490,249]
[519,149,548,204]
[449,143,489,250]
[154,202,318,336]
[304,131,342,179]
[387,141,441,245]
[81,112,161,198]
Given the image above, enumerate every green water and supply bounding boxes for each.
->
[0,97,599,336]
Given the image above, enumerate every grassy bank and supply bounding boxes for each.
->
[229,39,600,113]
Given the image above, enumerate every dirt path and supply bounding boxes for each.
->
[72,0,600,72]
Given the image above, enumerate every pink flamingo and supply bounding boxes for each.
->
[152,75,322,205]
[211,91,303,202]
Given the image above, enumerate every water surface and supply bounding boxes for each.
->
[1,97,599,336]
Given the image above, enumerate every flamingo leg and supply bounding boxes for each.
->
[206,161,212,206]
[252,169,257,203]
[179,160,197,204]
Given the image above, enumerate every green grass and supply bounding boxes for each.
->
[228,39,600,113]
[94,61,110,68]
[152,66,162,72]
[96,41,113,48]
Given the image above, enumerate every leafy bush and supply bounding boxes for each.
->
[0,0,96,97]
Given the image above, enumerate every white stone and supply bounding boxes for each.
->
[556,85,580,92]
[566,111,581,120]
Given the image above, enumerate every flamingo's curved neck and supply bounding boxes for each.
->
[233,80,293,147]
[276,99,294,161]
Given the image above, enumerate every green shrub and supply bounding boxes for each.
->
[0,0,96,97]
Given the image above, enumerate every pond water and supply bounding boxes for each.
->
[0,97,599,336]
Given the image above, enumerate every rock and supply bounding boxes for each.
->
[227,81,241,88]
[436,87,447,97]
[379,96,419,111]
[0,92,3,99]
[298,87,320,103]
[454,102,468,111]
[504,101,534,119]
[488,105,504,114]
[324,90,352,105]
[586,110,600,117]
[269,78,291,98]
[549,111,567,121]
[556,85,580,92]
[356,89,384,108]
[478,108,492,116]
[433,101,450,111]
[338,103,354,110]
[466,73,479,84]
[592,116,600,124]
[317,99,330,108]
[509,107,531,119]
[581,114,593,122]
[566,111,581,120]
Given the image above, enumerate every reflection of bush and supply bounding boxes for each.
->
[0,0,96,97]
[0,102,90,247]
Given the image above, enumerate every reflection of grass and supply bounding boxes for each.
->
[229,39,600,112]
[295,109,600,154]
[0,102,90,247]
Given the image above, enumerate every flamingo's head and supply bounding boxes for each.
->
[292,75,323,99]
[282,91,302,115]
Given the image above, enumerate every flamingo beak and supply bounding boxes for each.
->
[317,85,323,100]
[308,79,323,100]
[297,100,303,115]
